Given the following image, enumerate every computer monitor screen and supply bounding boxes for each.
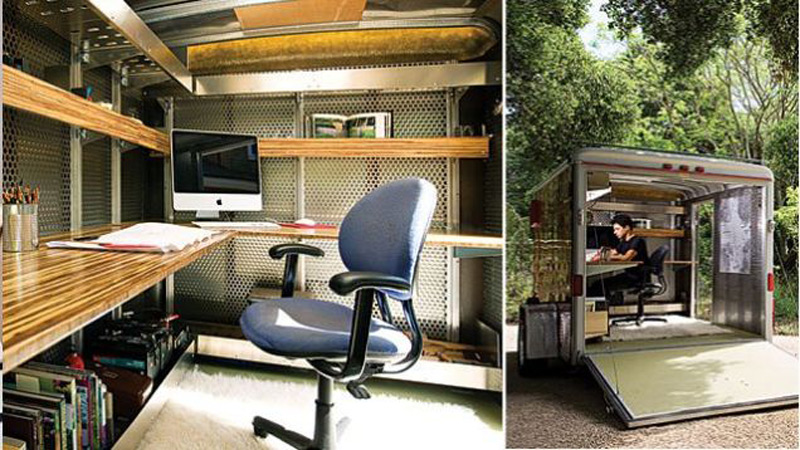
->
[587,225,618,249]
[171,129,262,211]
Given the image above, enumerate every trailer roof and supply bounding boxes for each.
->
[575,147,773,183]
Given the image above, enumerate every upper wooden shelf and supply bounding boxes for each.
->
[589,201,686,215]
[258,137,490,158]
[3,65,489,159]
[635,228,686,238]
[3,64,170,153]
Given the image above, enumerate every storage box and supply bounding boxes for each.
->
[585,310,609,338]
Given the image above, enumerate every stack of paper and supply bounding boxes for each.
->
[47,223,216,253]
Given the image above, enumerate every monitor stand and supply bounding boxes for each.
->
[195,210,220,221]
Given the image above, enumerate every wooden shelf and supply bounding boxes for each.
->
[611,184,683,202]
[589,201,685,215]
[3,64,170,153]
[4,65,489,159]
[214,224,503,249]
[635,228,685,238]
[258,137,490,158]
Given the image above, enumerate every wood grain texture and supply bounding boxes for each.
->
[229,226,503,248]
[3,65,170,153]
[634,228,686,238]
[3,222,499,371]
[2,226,233,371]
[611,183,684,202]
[589,201,686,215]
[258,137,490,158]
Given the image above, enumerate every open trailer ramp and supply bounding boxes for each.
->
[585,340,799,427]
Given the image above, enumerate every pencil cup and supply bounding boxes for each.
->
[3,203,39,252]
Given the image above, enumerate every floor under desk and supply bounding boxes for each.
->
[115,354,502,450]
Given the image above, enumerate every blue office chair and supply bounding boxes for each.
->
[240,178,437,450]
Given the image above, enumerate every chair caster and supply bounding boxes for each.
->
[346,381,371,399]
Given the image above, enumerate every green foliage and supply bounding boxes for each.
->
[603,0,742,77]
[765,115,799,203]
[506,209,534,322]
[746,0,799,77]
[507,1,638,215]
[616,36,734,153]
[774,278,799,335]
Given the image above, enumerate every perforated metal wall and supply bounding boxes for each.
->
[121,149,148,222]
[83,138,112,226]
[3,1,72,234]
[172,91,454,338]
[173,96,298,223]
[175,236,287,324]
[481,89,503,332]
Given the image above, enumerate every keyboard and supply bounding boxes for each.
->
[192,221,280,229]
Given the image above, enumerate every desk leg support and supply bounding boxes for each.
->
[165,274,175,315]
[71,330,84,355]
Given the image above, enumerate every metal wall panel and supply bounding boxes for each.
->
[713,187,767,335]
[481,89,503,331]
[303,91,449,226]
[171,90,455,339]
[3,1,72,234]
[173,95,298,223]
[82,138,112,226]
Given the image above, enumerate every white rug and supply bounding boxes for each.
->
[135,369,501,450]
[609,315,733,342]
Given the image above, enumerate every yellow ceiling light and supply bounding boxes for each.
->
[187,26,497,75]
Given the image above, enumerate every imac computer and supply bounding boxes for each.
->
[171,129,262,219]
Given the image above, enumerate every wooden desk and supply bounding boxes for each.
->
[217,226,504,249]
[2,224,234,371]
[3,222,500,370]
[586,260,641,277]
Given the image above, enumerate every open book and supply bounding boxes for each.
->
[47,223,217,253]
[310,113,392,138]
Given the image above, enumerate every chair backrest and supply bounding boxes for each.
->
[338,178,437,300]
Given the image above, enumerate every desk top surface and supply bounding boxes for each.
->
[228,225,503,249]
[3,222,501,370]
[2,224,234,371]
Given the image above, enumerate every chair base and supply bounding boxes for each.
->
[253,374,349,450]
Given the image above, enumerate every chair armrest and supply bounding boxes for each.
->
[269,243,324,259]
[329,271,411,297]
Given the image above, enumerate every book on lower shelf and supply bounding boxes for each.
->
[309,113,393,138]
[5,362,114,450]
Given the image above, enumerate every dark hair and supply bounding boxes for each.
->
[611,214,635,229]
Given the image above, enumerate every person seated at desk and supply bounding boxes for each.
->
[588,214,649,305]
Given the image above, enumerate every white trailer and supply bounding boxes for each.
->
[519,147,798,427]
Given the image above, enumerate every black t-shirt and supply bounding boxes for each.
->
[616,236,649,278]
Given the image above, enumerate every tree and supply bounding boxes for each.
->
[746,0,799,76]
[706,34,798,160]
[507,1,638,215]
[603,0,798,78]
[603,0,741,77]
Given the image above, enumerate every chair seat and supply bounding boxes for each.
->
[240,298,412,363]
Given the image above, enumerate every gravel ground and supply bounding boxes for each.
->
[505,325,799,449]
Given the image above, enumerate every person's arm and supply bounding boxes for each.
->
[608,249,637,261]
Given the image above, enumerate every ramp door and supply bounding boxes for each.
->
[585,340,798,427]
